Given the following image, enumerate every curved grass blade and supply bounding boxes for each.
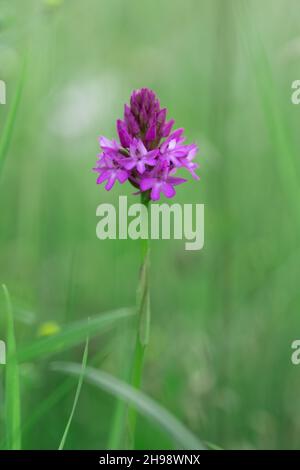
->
[2,285,21,450]
[204,440,223,450]
[52,363,204,450]
[58,338,89,450]
[18,307,134,363]
[0,56,27,179]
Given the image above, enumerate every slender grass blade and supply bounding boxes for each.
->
[18,307,134,363]
[2,284,21,450]
[52,363,204,450]
[58,338,89,450]
[0,56,27,179]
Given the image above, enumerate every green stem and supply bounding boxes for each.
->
[128,192,151,448]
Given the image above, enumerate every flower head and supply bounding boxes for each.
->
[94,88,199,200]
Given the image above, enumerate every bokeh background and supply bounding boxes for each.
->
[0,0,300,450]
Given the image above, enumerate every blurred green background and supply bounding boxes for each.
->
[1,0,300,450]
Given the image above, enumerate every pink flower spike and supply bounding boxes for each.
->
[94,88,200,200]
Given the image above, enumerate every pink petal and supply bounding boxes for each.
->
[122,159,136,170]
[146,149,159,159]
[137,161,145,174]
[145,156,157,166]
[169,128,184,142]
[117,170,129,183]
[137,139,147,156]
[191,172,200,180]
[167,177,187,186]
[140,178,157,191]
[116,120,131,148]
[169,155,180,166]
[168,139,177,150]
[186,144,198,160]
[105,173,116,190]
[162,182,176,198]
[96,170,109,184]
[162,119,174,137]
[99,136,116,150]
[145,123,156,141]
[151,183,161,201]
[157,108,167,124]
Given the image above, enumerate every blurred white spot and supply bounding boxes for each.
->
[48,76,119,138]
[0,80,6,105]
[279,37,300,62]
[44,0,64,6]
[0,45,19,76]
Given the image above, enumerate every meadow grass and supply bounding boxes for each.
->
[58,337,89,450]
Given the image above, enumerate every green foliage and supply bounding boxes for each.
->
[0,0,299,450]
[52,363,204,450]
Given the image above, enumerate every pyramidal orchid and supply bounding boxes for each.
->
[94,88,199,201]
[93,88,199,448]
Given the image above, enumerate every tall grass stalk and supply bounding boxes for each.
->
[128,192,151,447]
[53,364,204,450]
[2,285,21,450]
[58,338,89,450]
